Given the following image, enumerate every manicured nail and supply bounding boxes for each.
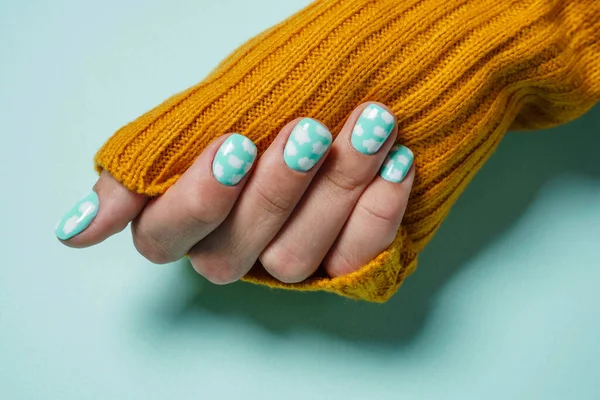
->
[212,133,257,186]
[55,191,99,240]
[351,104,396,155]
[283,118,332,172]
[379,145,414,183]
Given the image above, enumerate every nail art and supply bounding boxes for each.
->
[351,104,396,155]
[283,118,332,172]
[212,133,257,186]
[379,145,414,183]
[55,191,100,240]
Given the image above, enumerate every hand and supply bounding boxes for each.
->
[55,102,415,283]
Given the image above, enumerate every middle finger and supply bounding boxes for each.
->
[260,102,397,283]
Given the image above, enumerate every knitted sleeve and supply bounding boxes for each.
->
[94,0,600,302]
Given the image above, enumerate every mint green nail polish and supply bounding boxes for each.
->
[351,104,396,155]
[212,133,257,186]
[283,118,332,172]
[379,145,414,183]
[55,191,99,240]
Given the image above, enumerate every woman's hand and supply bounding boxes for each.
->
[55,102,414,283]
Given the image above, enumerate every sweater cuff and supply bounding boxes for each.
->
[94,0,600,302]
[242,227,418,303]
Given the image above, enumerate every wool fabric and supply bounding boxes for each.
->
[94,0,600,302]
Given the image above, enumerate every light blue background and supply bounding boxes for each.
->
[1,0,599,399]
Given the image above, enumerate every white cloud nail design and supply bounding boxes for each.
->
[294,123,311,145]
[388,167,403,181]
[213,134,255,186]
[379,145,413,182]
[312,142,327,155]
[315,124,330,138]
[396,154,410,166]
[62,215,80,235]
[362,138,380,153]
[78,201,96,217]
[286,141,298,156]
[353,124,364,136]
[55,192,100,240]
[384,157,394,170]
[365,107,379,120]
[222,141,235,156]
[242,138,256,156]
[228,155,244,168]
[298,157,316,171]
[230,174,243,185]
[373,125,387,138]
[381,110,394,124]
[214,162,224,177]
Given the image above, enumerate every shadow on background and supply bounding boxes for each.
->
[162,106,600,346]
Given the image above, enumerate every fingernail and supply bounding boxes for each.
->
[55,191,100,240]
[379,145,414,183]
[351,104,396,155]
[212,133,257,186]
[283,118,332,172]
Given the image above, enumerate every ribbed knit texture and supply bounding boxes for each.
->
[95,0,600,302]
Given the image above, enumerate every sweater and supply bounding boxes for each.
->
[94,0,600,302]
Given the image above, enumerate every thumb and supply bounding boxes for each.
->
[55,171,149,248]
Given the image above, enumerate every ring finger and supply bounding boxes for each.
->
[259,102,398,282]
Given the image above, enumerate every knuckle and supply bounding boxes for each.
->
[253,181,294,218]
[260,244,315,284]
[325,248,357,278]
[356,199,399,230]
[182,184,227,228]
[131,225,174,265]
[323,166,365,194]
[190,253,242,285]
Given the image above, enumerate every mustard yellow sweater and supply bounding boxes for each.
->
[95,0,600,302]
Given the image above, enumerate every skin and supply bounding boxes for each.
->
[59,102,415,284]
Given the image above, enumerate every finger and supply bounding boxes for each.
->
[55,170,149,248]
[325,145,415,277]
[130,133,257,264]
[188,118,332,284]
[260,102,398,283]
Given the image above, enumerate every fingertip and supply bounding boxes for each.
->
[379,144,415,186]
[55,171,149,248]
[340,102,398,158]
